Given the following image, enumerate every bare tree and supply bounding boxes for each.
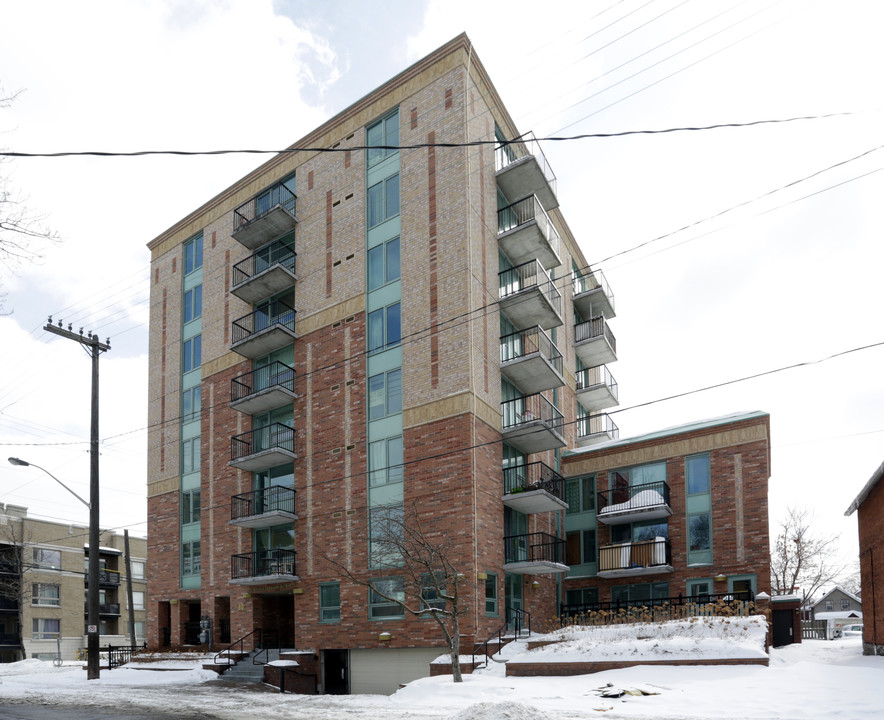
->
[0,511,30,660]
[771,506,842,601]
[326,503,471,682]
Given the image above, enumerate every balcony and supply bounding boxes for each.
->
[495,132,558,211]
[500,326,564,395]
[502,461,568,514]
[231,179,298,250]
[501,393,566,454]
[573,268,615,320]
[229,423,297,472]
[503,532,568,575]
[597,480,672,525]
[230,361,297,416]
[84,568,121,587]
[85,602,121,617]
[498,195,562,270]
[574,316,617,368]
[231,238,297,305]
[230,486,298,529]
[597,538,673,578]
[230,549,298,585]
[0,596,19,612]
[575,365,619,413]
[576,413,619,447]
[231,300,297,359]
[499,259,563,331]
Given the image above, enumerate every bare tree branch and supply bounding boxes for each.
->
[771,506,842,602]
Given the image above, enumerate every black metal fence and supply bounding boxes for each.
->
[504,532,566,566]
[231,485,296,522]
[106,643,145,670]
[231,549,297,581]
[503,461,565,500]
[561,591,756,626]
[231,361,296,402]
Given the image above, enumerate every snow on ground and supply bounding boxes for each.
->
[0,626,880,719]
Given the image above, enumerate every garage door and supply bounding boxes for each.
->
[349,647,442,695]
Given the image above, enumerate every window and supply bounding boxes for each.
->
[367,237,401,291]
[131,591,145,610]
[369,436,404,487]
[689,513,711,552]
[131,560,145,580]
[183,285,202,323]
[182,437,201,474]
[134,621,145,637]
[566,476,595,514]
[566,529,596,566]
[182,489,201,524]
[369,368,402,420]
[611,581,669,604]
[367,173,400,228]
[841,598,850,610]
[485,573,498,616]
[320,582,341,623]
[688,580,712,598]
[825,600,834,611]
[32,618,60,640]
[367,110,399,166]
[565,587,598,607]
[182,541,201,576]
[419,572,446,615]
[369,504,403,568]
[368,302,401,352]
[686,454,710,494]
[369,577,405,620]
[32,548,61,570]
[181,386,201,422]
[32,583,60,607]
[184,235,203,275]
[183,335,202,372]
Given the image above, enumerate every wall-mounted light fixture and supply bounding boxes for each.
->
[714,574,727,583]
[378,631,392,642]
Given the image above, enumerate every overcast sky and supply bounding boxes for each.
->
[1,0,881,582]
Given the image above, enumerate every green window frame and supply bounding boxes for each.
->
[369,504,404,568]
[686,454,710,495]
[566,528,596,566]
[565,476,595,514]
[367,173,400,228]
[184,235,203,275]
[565,587,598,607]
[485,573,498,616]
[367,236,401,291]
[369,436,404,487]
[182,488,201,524]
[183,284,202,323]
[319,582,341,623]
[368,302,401,352]
[182,541,201,576]
[368,577,405,620]
[367,110,400,166]
[181,386,201,423]
[688,512,711,552]
[182,437,201,474]
[369,368,402,420]
[183,335,202,372]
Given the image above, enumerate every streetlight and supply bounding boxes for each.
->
[7,457,101,679]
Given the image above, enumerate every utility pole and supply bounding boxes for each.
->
[44,317,110,680]
[124,530,136,647]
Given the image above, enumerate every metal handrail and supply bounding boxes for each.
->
[498,195,561,261]
[574,315,616,351]
[106,643,145,670]
[577,413,619,441]
[252,628,280,665]
[597,479,670,515]
[231,548,297,581]
[230,423,295,461]
[231,485,296,521]
[501,392,565,434]
[232,300,296,345]
[232,238,296,287]
[573,267,614,310]
[504,531,566,565]
[233,180,297,229]
[575,365,618,399]
[502,461,565,500]
[231,361,296,402]
[214,627,264,666]
[495,131,557,196]
[500,326,563,376]
[498,259,562,317]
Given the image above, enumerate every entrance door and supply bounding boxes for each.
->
[504,573,523,632]
[323,649,349,694]
[772,609,794,647]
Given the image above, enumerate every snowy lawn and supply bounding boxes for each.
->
[0,628,880,719]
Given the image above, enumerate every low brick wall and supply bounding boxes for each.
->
[506,657,768,677]
[263,652,320,694]
[430,660,480,676]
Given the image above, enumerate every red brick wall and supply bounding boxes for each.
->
[857,478,884,650]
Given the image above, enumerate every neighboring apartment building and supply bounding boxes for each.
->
[146,34,621,693]
[845,460,884,655]
[0,504,147,662]
[559,412,771,609]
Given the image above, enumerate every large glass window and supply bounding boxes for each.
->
[182,437,201,474]
[183,335,202,372]
[181,386,201,423]
[367,111,400,166]
[686,454,710,494]
[367,174,400,228]
[369,504,404,568]
[368,577,405,620]
[184,234,203,275]
[32,618,60,640]
[367,237,401,291]
[32,583,60,606]
[182,541,201,576]
[565,587,599,607]
[183,285,202,323]
[320,582,341,623]
[689,513,711,551]
[182,489,201,524]
[485,573,498,616]
[32,548,61,570]
[368,302,401,352]
[369,436,404,487]
[566,476,595,514]
[420,572,446,614]
[369,368,402,420]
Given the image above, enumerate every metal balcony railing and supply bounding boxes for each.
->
[85,602,121,616]
[232,300,296,345]
[499,259,562,315]
[231,549,297,580]
[231,361,296,403]
[500,326,563,374]
[597,480,671,516]
[598,537,672,573]
[503,461,565,500]
[495,131,557,196]
[576,365,619,398]
[498,195,561,258]
[573,267,614,306]
[85,568,121,587]
[577,413,619,441]
[574,316,616,350]
[232,238,296,287]
[504,532,566,566]
[501,392,565,435]
[231,486,296,522]
[230,423,295,462]
[233,180,297,230]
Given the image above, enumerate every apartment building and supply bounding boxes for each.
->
[145,34,621,693]
[559,411,772,611]
[0,504,147,662]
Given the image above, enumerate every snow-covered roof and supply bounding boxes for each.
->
[845,459,884,516]
[815,611,862,620]
[564,411,768,456]
[813,585,862,607]
[83,545,123,555]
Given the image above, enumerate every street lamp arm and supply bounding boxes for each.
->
[7,457,91,510]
